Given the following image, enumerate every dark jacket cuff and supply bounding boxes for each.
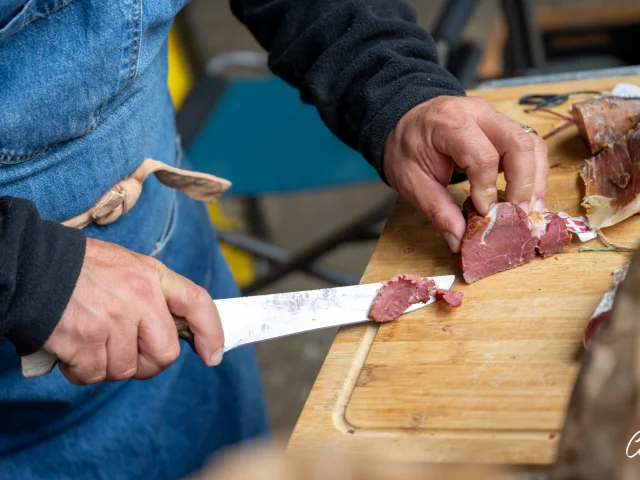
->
[362,84,466,186]
[4,214,86,356]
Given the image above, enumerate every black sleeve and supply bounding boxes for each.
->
[0,196,86,356]
[229,0,466,182]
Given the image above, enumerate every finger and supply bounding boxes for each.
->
[432,121,500,216]
[135,307,181,379]
[59,346,108,385]
[398,163,466,252]
[105,320,138,381]
[154,260,224,367]
[531,135,550,212]
[474,107,537,212]
[132,263,182,378]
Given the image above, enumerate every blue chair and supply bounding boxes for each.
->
[177,51,395,294]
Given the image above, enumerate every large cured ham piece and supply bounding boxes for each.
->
[580,123,640,229]
[571,96,640,155]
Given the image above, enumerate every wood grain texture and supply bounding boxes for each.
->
[287,75,640,467]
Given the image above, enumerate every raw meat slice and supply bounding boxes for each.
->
[571,96,640,155]
[580,123,640,229]
[460,197,572,283]
[461,201,538,283]
[436,289,463,307]
[583,263,629,349]
[368,274,463,323]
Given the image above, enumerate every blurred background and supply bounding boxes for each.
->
[167,0,640,438]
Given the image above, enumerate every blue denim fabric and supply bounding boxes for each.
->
[0,1,269,477]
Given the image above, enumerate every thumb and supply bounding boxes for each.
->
[398,167,466,253]
[154,259,225,366]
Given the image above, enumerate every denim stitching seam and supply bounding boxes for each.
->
[2,0,73,42]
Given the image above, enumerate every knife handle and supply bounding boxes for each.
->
[173,316,197,352]
[20,316,197,378]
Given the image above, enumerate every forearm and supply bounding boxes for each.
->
[0,196,86,355]
[230,0,466,181]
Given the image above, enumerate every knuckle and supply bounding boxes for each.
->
[190,285,211,305]
[81,360,107,384]
[399,129,416,156]
[78,322,107,345]
[433,99,469,127]
[126,274,159,306]
[479,150,500,168]
[520,177,536,189]
[85,372,107,384]
[110,365,138,382]
[127,274,155,297]
[155,342,181,367]
[534,136,549,155]
[105,302,130,326]
[428,208,454,232]
[508,129,535,153]
[137,255,165,279]
[477,185,498,197]
[470,185,498,203]
[470,156,499,173]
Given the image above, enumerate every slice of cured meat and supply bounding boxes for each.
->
[436,289,463,308]
[368,274,463,323]
[580,123,640,229]
[536,214,572,257]
[571,96,640,155]
[583,263,629,349]
[460,197,572,284]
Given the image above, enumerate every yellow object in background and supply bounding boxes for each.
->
[168,25,256,287]
[167,29,192,110]
[207,204,257,287]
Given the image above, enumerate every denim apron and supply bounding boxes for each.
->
[0,1,269,478]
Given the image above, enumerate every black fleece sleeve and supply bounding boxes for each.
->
[0,196,86,356]
[229,0,467,182]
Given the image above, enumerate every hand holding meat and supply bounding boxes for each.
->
[383,96,549,253]
[42,239,224,385]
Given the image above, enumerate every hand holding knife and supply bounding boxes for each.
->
[21,275,455,378]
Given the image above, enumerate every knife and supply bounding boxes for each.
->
[20,275,454,378]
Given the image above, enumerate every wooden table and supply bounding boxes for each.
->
[287,74,640,468]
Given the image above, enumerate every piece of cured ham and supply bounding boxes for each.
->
[571,96,640,155]
[460,196,572,283]
[580,123,640,229]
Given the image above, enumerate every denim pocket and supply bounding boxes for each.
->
[150,189,179,259]
[0,0,142,164]
[0,0,70,42]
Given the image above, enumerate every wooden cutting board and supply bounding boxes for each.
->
[287,75,640,467]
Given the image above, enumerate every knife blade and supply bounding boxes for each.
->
[20,275,454,378]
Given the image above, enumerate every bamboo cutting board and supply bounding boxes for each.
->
[287,75,640,467]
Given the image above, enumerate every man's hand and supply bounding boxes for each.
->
[43,238,224,385]
[383,96,549,253]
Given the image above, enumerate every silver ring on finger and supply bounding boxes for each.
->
[520,124,538,135]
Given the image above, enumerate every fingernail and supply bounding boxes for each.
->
[443,232,460,253]
[533,199,545,213]
[209,348,224,366]
[518,201,530,214]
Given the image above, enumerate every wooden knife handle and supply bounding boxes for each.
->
[173,315,196,352]
[21,315,197,378]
